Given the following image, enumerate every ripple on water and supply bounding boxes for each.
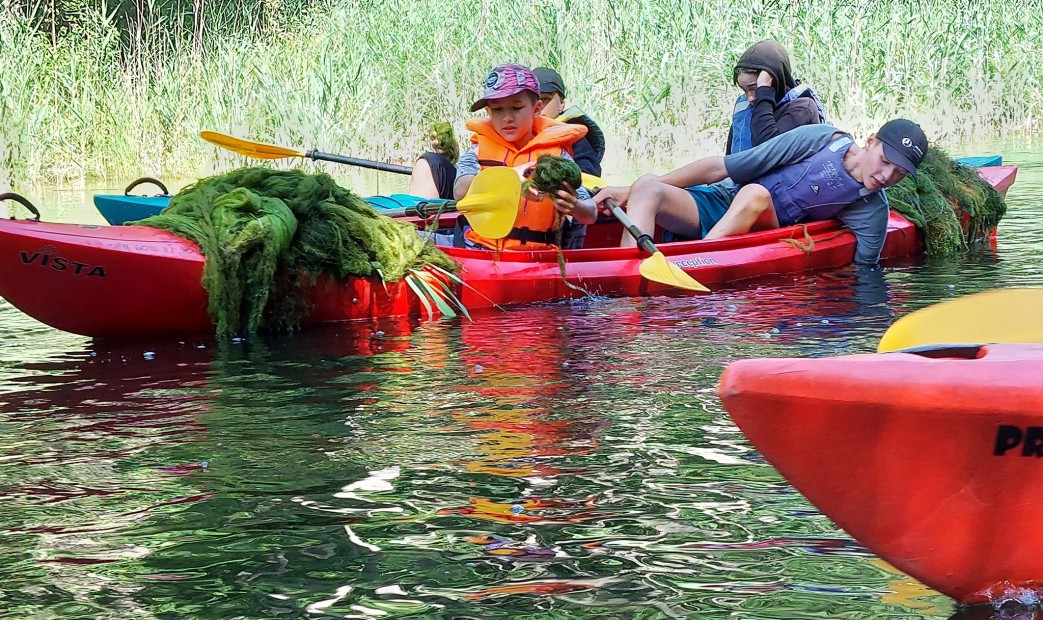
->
[3,148,1043,617]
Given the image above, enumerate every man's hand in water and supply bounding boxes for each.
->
[757,70,774,88]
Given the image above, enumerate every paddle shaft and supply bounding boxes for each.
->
[307,150,413,175]
[604,198,657,255]
[381,201,458,219]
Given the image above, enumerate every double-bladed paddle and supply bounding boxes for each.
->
[877,288,1043,352]
[200,131,414,175]
[583,174,710,293]
[201,130,519,240]
[603,198,711,293]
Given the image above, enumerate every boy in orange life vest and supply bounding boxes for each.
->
[451,64,597,251]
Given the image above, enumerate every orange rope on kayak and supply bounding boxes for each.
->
[779,224,845,255]
[779,224,814,253]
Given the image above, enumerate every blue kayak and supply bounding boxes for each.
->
[955,155,1002,167]
[93,192,449,225]
[93,194,171,225]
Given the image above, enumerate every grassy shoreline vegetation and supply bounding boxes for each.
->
[1,0,1042,188]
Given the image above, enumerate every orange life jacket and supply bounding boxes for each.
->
[464,116,588,251]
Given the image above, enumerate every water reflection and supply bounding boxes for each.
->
[0,289,978,616]
[952,606,1043,620]
[2,144,1043,617]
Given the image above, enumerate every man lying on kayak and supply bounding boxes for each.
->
[587,118,928,265]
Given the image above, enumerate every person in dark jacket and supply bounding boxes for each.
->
[533,67,607,249]
[533,67,606,177]
[726,39,828,155]
[661,39,830,242]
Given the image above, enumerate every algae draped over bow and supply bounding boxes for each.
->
[885,147,1007,256]
[135,167,456,335]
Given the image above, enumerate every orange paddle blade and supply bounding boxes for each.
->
[200,131,306,160]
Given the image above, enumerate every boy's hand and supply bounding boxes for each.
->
[550,182,580,215]
[512,162,545,200]
[553,183,597,225]
[757,70,774,88]
[513,161,537,180]
[526,186,547,201]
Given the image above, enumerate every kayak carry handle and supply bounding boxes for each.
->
[124,177,170,196]
[0,192,41,221]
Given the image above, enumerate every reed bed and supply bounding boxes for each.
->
[2,0,1042,186]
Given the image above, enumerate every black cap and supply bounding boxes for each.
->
[877,119,928,177]
[533,67,566,98]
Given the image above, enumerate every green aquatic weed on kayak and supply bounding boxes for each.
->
[520,155,591,296]
[885,147,1007,256]
[429,122,459,165]
[134,167,457,335]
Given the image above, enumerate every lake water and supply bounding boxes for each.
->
[1,140,1042,619]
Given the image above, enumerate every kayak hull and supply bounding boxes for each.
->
[0,221,424,337]
[718,343,1043,605]
[449,210,918,308]
[0,166,1018,337]
[0,210,921,336]
[955,154,1002,168]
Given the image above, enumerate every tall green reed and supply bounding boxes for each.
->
[2,0,1042,187]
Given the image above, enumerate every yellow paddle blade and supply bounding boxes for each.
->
[456,167,521,240]
[878,288,1043,352]
[581,173,606,192]
[200,131,307,160]
[639,251,711,293]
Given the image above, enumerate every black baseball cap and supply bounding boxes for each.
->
[533,67,567,98]
[877,119,928,177]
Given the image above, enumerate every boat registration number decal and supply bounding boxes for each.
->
[672,258,717,268]
[19,247,107,277]
[994,425,1043,457]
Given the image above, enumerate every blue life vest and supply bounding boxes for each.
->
[755,134,875,227]
[729,84,829,154]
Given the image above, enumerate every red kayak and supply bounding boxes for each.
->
[718,343,1043,606]
[0,223,428,338]
[0,166,1017,337]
